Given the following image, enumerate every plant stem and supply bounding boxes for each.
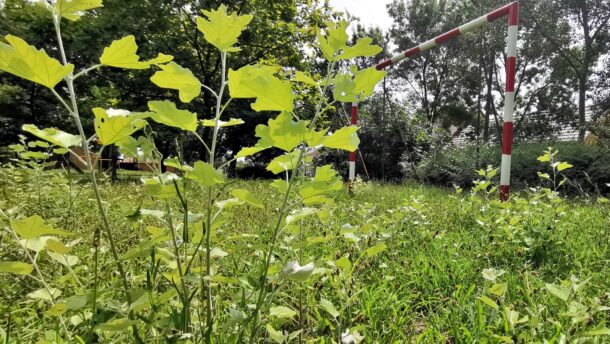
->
[51,13,139,340]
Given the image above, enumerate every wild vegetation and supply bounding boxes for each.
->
[0,0,609,343]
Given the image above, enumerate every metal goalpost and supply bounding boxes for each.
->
[349,1,519,201]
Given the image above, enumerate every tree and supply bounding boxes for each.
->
[528,0,610,141]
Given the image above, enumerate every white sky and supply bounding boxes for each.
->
[328,0,394,33]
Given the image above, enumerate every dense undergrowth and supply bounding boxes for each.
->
[1,167,609,343]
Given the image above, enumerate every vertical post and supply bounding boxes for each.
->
[500,2,519,201]
[348,102,357,194]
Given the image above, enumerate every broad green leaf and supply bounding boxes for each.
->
[186,161,224,186]
[0,35,74,89]
[269,306,297,319]
[320,298,340,318]
[11,215,72,239]
[488,283,508,297]
[266,324,287,344]
[556,162,573,172]
[477,295,499,310]
[45,303,68,317]
[55,0,103,21]
[45,239,71,254]
[333,67,386,102]
[305,128,328,147]
[482,268,505,282]
[537,152,551,162]
[267,153,300,174]
[48,252,80,267]
[64,294,89,310]
[366,243,387,257]
[236,145,268,158]
[0,261,33,275]
[22,124,81,148]
[141,173,180,199]
[231,189,263,208]
[93,108,147,146]
[265,112,308,151]
[228,64,294,112]
[116,136,154,160]
[545,283,570,302]
[95,318,138,332]
[317,21,348,61]
[150,62,201,103]
[196,5,253,52]
[338,37,383,60]
[100,35,173,69]
[293,71,316,86]
[286,208,317,225]
[335,256,351,271]
[201,118,244,127]
[147,100,198,132]
[282,261,314,282]
[27,288,61,301]
[323,126,359,152]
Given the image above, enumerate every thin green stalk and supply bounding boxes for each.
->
[51,13,140,340]
[241,58,338,343]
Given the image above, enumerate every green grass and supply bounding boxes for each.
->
[1,168,609,343]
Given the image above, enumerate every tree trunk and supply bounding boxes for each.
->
[578,73,587,141]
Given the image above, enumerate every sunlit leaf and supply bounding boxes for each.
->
[228,64,294,112]
[545,283,570,302]
[488,283,508,297]
[265,112,308,151]
[556,162,573,172]
[481,268,505,283]
[366,243,387,257]
[323,126,359,152]
[95,318,138,332]
[201,118,244,127]
[269,306,297,319]
[266,324,287,344]
[337,37,382,60]
[231,189,263,208]
[11,215,73,239]
[0,35,74,89]
[333,67,386,102]
[147,100,198,132]
[267,153,300,174]
[100,35,173,69]
[282,261,314,282]
[45,239,71,254]
[93,108,147,146]
[477,295,499,310]
[293,71,316,86]
[186,161,224,186]
[27,288,62,301]
[320,298,339,318]
[45,303,68,317]
[48,252,80,267]
[55,0,103,21]
[150,62,201,103]
[196,5,253,52]
[22,124,81,148]
[0,261,33,275]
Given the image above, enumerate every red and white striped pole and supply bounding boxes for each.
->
[359,1,519,201]
[500,2,519,201]
[348,102,357,193]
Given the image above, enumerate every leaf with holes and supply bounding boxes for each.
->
[93,108,147,146]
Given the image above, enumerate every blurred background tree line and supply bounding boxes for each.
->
[1,0,609,193]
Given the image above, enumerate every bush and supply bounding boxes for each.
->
[415,142,610,195]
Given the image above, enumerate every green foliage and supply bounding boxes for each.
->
[21,124,81,148]
[92,107,147,146]
[150,62,201,103]
[99,35,173,69]
[147,100,198,132]
[0,35,74,89]
[196,4,253,52]
[416,142,610,195]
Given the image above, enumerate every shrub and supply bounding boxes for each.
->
[414,142,610,195]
